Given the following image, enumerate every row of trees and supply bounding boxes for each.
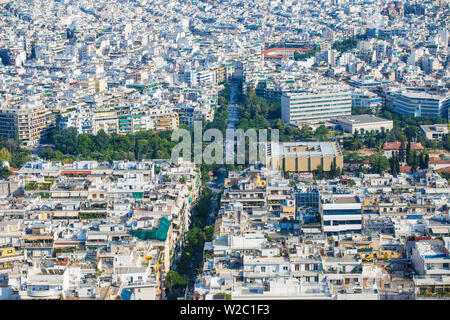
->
[272,121,332,142]
[332,38,359,53]
[165,187,215,299]
[0,135,31,178]
[39,128,177,162]
[293,45,321,61]
[237,86,280,131]
[312,159,341,180]
[368,150,429,176]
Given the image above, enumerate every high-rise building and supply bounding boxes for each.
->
[386,91,450,118]
[0,102,53,146]
[281,89,352,124]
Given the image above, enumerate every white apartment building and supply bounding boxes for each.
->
[320,195,362,239]
[386,90,450,119]
[412,239,450,296]
[281,89,352,124]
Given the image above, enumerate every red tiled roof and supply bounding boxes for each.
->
[383,141,423,151]
[399,165,413,173]
[429,157,450,164]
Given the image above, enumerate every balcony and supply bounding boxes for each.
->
[19,289,60,298]
[122,280,158,288]
[414,275,450,286]
[23,242,53,248]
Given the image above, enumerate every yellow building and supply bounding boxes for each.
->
[376,248,403,260]
[0,247,23,269]
[339,239,374,261]
[266,141,344,172]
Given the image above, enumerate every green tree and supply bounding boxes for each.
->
[0,147,11,163]
[369,153,389,174]
[166,270,187,289]
[55,127,78,154]
[314,124,329,139]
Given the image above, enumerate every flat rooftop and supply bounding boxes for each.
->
[399,90,449,100]
[420,124,448,133]
[333,115,392,125]
[333,196,360,204]
[274,141,342,157]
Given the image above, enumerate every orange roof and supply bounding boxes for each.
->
[429,157,450,164]
[436,167,450,173]
[60,170,91,175]
[383,141,423,151]
[399,165,413,173]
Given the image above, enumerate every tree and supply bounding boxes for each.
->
[313,164,325,180]
[55,127,78,155]
[299,124,314,139]
[369,153,389,174]
[93,130,111,153]
[76,134,95,155]
[328,158,341,178]
[314,124,329,139]
[445,135,450,151]
[390,152,400,177]
[399,144,405,163]
[0,166,11,179]
[419,153,429,170]
[166,270,187,289]
[0,147,11,163]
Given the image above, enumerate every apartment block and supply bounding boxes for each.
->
[281,89,352,124]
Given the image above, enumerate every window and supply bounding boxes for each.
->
[283,266,289,271]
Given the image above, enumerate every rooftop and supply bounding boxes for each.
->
[333,115,392,125]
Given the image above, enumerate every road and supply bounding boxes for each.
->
[184,81,239,299]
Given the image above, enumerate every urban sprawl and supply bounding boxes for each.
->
[0,0,449,301]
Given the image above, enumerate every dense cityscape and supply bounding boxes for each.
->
[0,0,449,302]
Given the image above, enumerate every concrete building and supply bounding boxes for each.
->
[266,141,344,173]
[352,90,382,111]
[386,91,450,119]
[411,239,450,296]
[332,115,393,134]
[420,124,449,140]
[320,194,362,238]
[0,103,54,147]
[281,89,352,124]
